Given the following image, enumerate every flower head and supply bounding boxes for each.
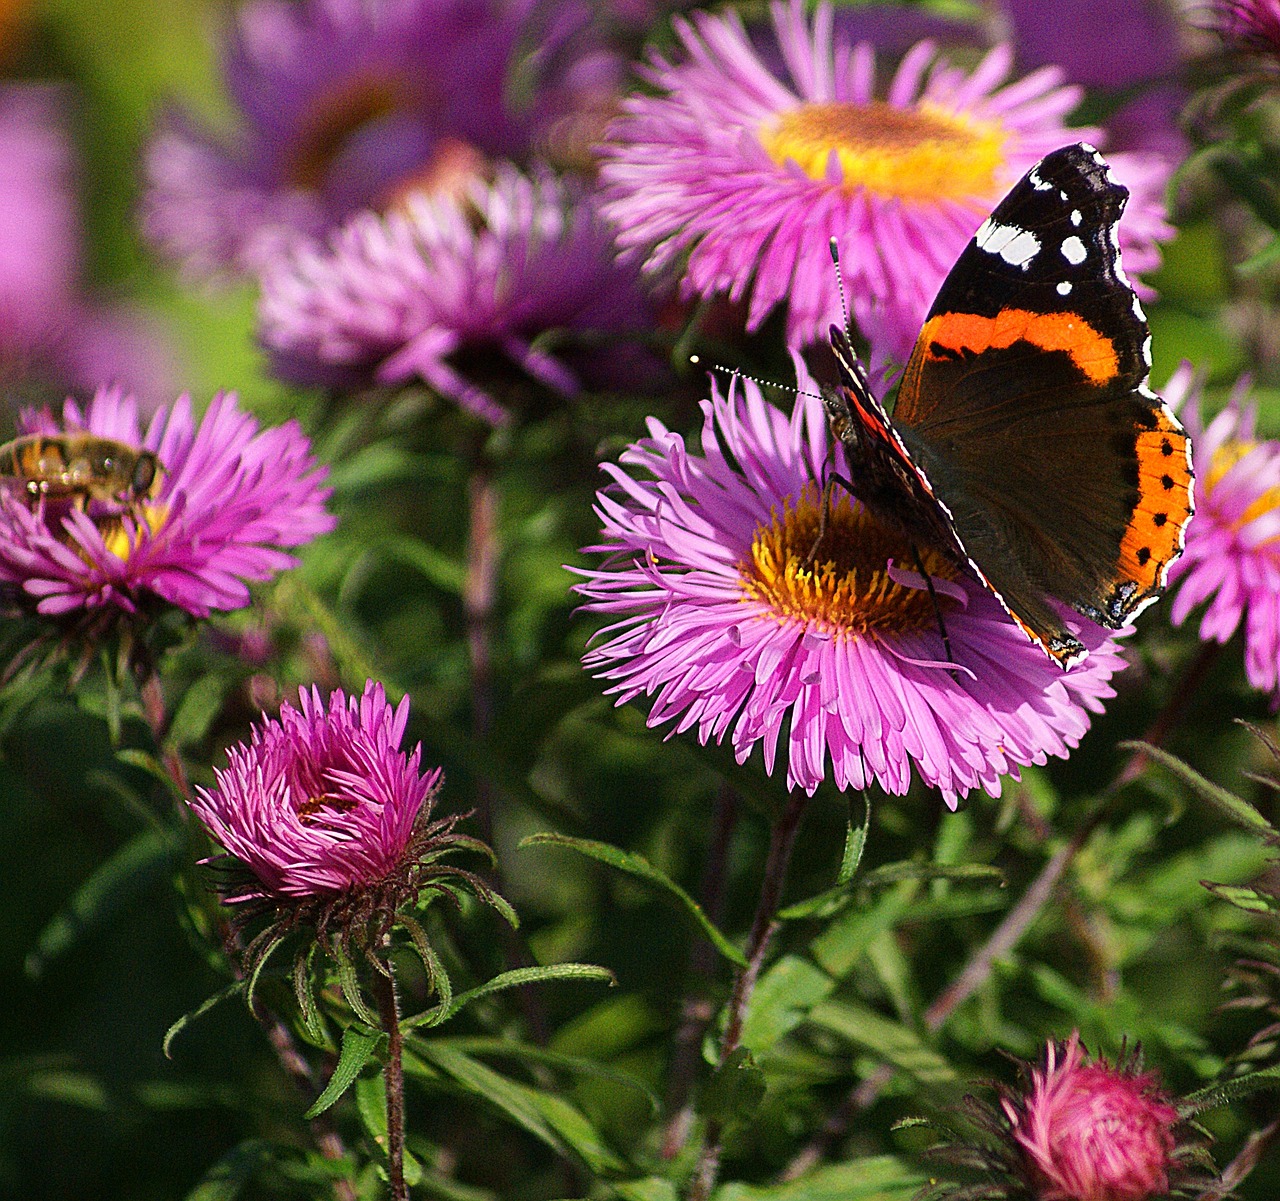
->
[142,0,614,279]
[1008,1035,1180,1201]
[0,386,334,622]
[599,0,1174,358]
[574,369,1127,808]
[1213,0,1280,58]
[258,165,653,426]
[922,1034,1218,1201]
[190,681,497,971]
[1164,366,1280,696]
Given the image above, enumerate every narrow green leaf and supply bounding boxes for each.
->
[1202,883,1280,913]
[520,833,746,967]
[859,862,1005,889]
[712,1155,925,1199]
[27,828,173,976]
[164,981,244,1059]
[1124,741,1278,838]
[169,672,233,750]
[115,747,183,797]
[807,1000,958,1086]
[404,962,615,1029]
[1183,1065,1280,1111]
[355,1073,388,1140]
[612,1180,680,1201]
[415,1043,627,1174]
[333,949,379,1028]
[184,1139,275,1201]
[305,1025,381,1119]
[779,793,872,921]
[741,955,834,1054]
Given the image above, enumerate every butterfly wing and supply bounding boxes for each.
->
[890,143,1193,666]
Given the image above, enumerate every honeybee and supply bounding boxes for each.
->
[0,434,161,507]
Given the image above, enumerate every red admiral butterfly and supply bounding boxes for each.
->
[819,143,1193,670]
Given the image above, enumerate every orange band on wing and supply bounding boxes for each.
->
[922,309,1119,383]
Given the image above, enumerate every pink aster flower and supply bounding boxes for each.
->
[142,0,618,279]
[1007,1035,1181,1201]
[573,369,1127,808]
[1164,366,1280,696]
[0,386,334,621]
[599,0,1174,359]
[258,165,653,426]
[1213,0,1280,57]
[192,682,444,903]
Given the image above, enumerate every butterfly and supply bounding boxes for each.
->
[817,143,1194,670]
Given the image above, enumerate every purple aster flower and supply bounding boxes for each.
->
[1165,366,1280,697]
[0,386,334,621]
[573,369,1127,808]
[599,0,1174,360]
[258,165,654,426]
[0,85,174,404]
[142,0,616,279]
[1213,0,1280,58]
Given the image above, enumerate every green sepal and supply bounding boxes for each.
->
[305,1024,382,1119]
[333,944,380,1028]
[520,833,746,967]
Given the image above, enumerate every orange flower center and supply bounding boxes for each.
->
[740,486,957,637]
[287,75,408,191]
[759,100,1006,201]
[1208,438,1280,534]
[99,502,169,562]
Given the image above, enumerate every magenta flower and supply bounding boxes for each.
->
[0,386,334,620]
[599,0,1174,359]
[1213,0,1280,57]
[1165,366,1280,696]
[258,166,653,426]
[1007,1035,1180,1201]
[142,0,617,279]
[0,85,173,403]
[191,682,444,903]
[574,370,1127,808]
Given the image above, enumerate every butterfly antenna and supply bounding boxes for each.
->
[688,354,819,400]
[830,237,852,339]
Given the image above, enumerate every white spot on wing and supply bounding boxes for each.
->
[976,220,1040,268]
[1061,236,1087,265]
[1029,168,1052,191]
[1070,210,1082,226]
[1057,280,1072,295]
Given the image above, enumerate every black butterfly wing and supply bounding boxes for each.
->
[890,144,1193,664]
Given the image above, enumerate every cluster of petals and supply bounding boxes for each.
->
[190,682,439,901]
[142,0,610,278]
[0,386,334,618]
[574,370,1126,807]
[1006,1034,1180,1201]
[1213,0,1280,56]
[258,165,652,425]
[1165,366,1280,695]
[599,0,1174,359]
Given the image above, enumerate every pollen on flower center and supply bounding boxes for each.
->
[289,76,408,190]
[759,100,1006,200]
[98,502,169,562]
[741,486,957,637]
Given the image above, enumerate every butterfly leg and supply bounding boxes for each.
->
[802,476,837,569]
[909,543,959,682]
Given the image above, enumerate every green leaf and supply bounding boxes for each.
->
[858,861,1005,889]
[305,1025,381,1119]
[27,827,173,976]
[404,962,615,1030]
[1124,741,1277,838]
[184,1139,275,1201]
[712,1156,925,1199]
[1202,882,1280,913]
[169,672,234,750]
[412,1043,627,1174]
[698,1047,765,1122]
[779,793,871,920]
[1184,1065,1280,1111]
[611,1180,680,1201]
[741,955,834,1055]
[164,981,245,1059]
[806,1000,958,1087]
[520,833,746,967]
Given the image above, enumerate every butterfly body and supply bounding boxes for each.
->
[820,144,1194,669]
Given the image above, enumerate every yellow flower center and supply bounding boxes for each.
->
[1208,438,1280,533]
[99,503,169,562]
[740,486,958,638]
[288,76,408,191]
[758,100,1007,201]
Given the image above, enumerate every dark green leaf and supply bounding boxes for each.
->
[806,1000,958,1086]
[305,1025,381,1119]
[184,1139,275,1201]
[169,672,234,750]
[520,833,746,966]
[1184,1065,1280,1111]
[859,862,1005,889]
[698,1047,765,1122]
[712,1155,925,1198]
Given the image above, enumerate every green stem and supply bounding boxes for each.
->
[375,965,409,1201]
